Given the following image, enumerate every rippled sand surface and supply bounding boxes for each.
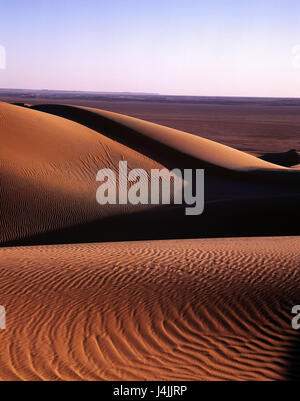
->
[0,237,299,381]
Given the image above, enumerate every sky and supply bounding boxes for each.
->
[0,0,300,97]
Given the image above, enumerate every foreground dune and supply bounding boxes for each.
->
[0,237,299,381]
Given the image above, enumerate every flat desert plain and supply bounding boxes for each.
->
[0,95,300,380]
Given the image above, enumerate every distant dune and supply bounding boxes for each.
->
[259,149,300,167]
[0,237,299,380]
[2,90,300,153]
[1,101,300,245]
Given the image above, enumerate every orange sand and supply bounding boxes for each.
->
[0,237,299,380]
[1,101,300,381]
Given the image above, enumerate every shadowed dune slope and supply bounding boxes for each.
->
[0,237,299,381]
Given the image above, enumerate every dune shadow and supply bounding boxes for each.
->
[2,194,300,247]
[260,149,300,167]
[287,333,300,380]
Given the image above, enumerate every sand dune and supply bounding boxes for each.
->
[0,100,300,381]
[32,104,286,171]
[0,102,166,243]
[1,101,300,245]
[259,149,300,167]
[0,237,299,381]
[4,91,300,154]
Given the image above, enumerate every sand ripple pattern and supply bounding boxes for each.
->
[0,237,299,380]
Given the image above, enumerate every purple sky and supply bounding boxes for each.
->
[0,0,300,97]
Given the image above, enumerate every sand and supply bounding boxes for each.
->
[1,101,300,245]
[2,91,300,154]
[0,102,166,243]
[0,237,299,381]
[39,105,286,171]
[0,99,300,381]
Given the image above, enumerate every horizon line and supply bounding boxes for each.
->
[0,87,300,101]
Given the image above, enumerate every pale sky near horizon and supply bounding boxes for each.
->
[0,0,300,97]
